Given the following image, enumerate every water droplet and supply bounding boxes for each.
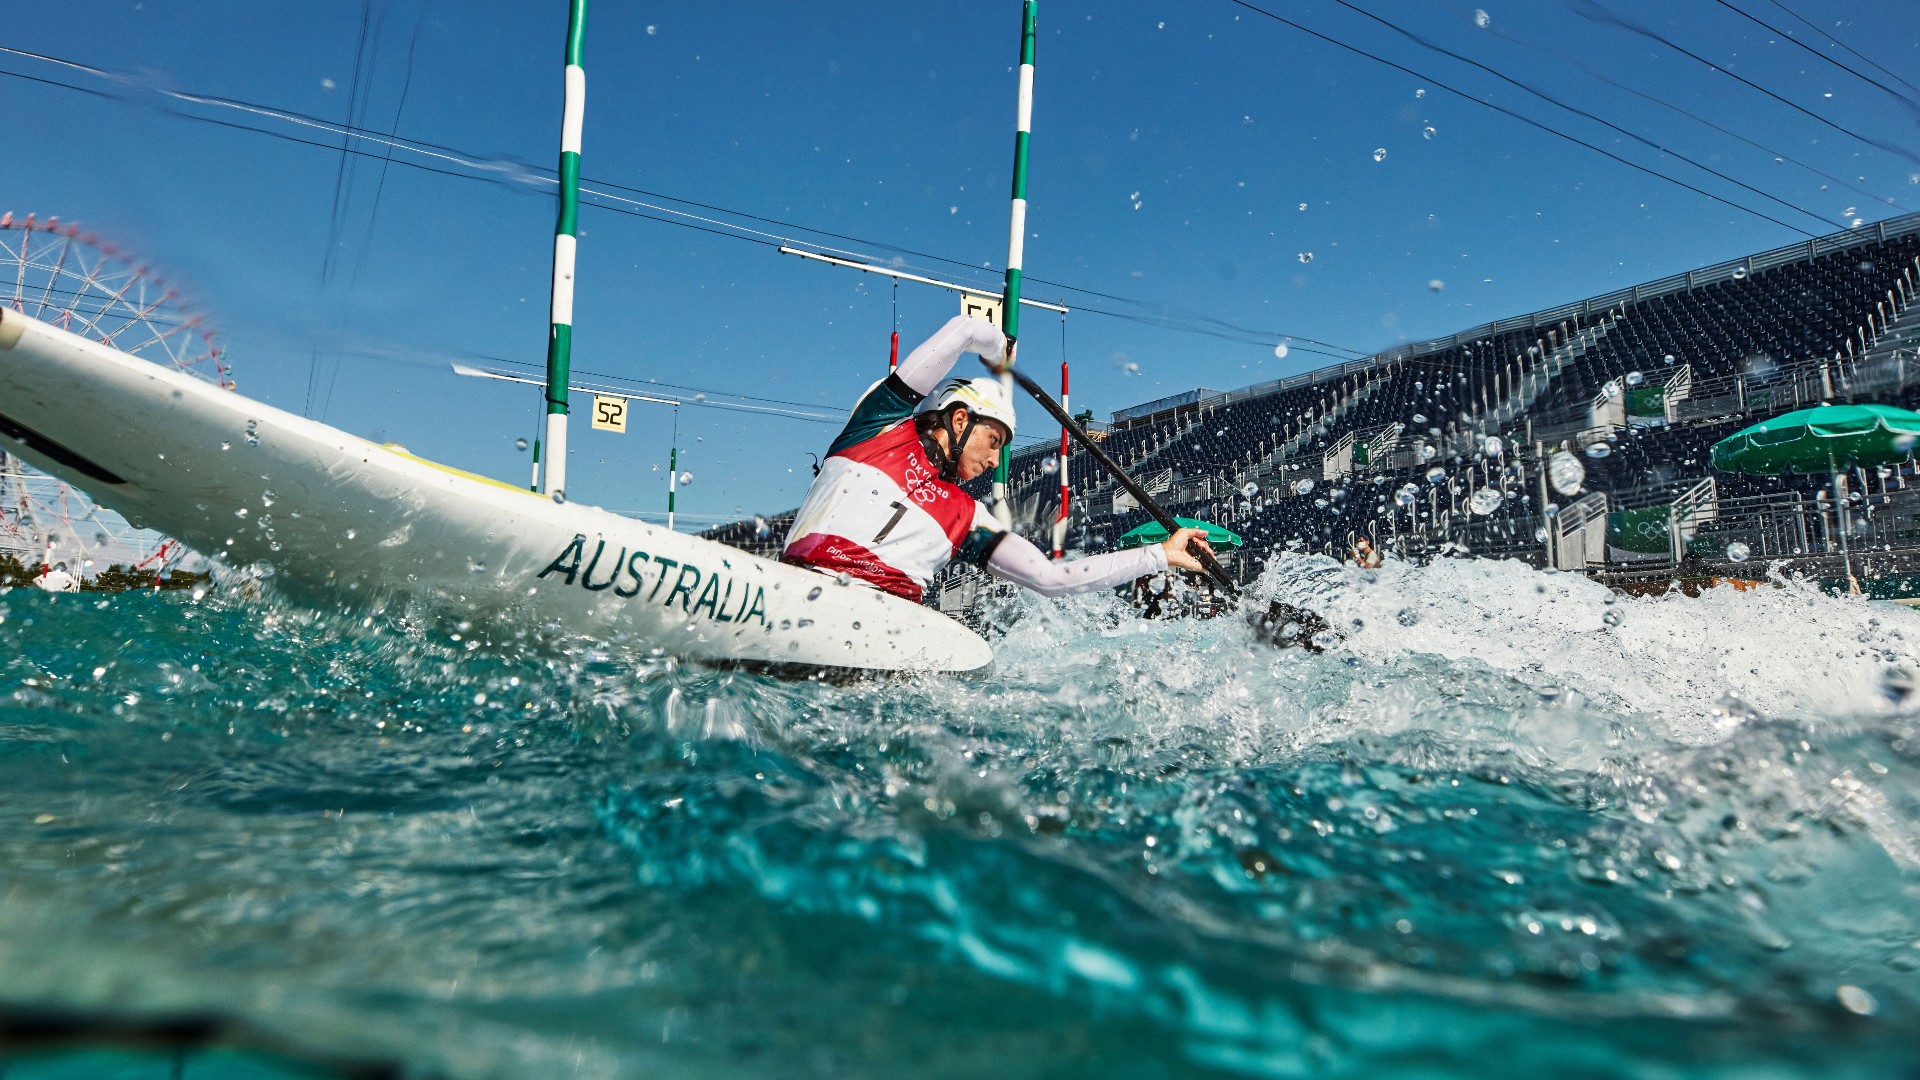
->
[753,516,770,538]
[1395,484,1419,508]
[1836,985,1878,1016]
[1881,666,1917,704]
[1732,267,1748,280]
[1425,466,1446,484]
[1273,342,1290,359]
[1422,125,1436,140]
[1584,442,1613,460]
[806,586,822,601]
[1483,436,1504,457]
[1534,526,1550,542]
[1297,251,1314,264]
[1371,148,1387,163]
[1725,541,1751,562]
[1469,487,1502,515]
[344,529,357,540]
[1473,8,1491,28]
[1411,413,1428,424]
[1625,371,1645,387]
[1040,455,1059,475]
[551,491,565,504]
[220,442,231,451]
[1124,361,1140,375]
[834,572,852,586]
[1662,353,1677,365]
[678,471,693,486]
[515,438,529,451]
[1548,450,1586,495]
[234,508,248,518]
[1293,479,1315,495]
[467,558,488,573]
[1313,498,1329,509]
[1428,278,1444,292]
[1297,202,1308,212]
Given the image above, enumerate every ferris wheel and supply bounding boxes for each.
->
[0,212,227,589]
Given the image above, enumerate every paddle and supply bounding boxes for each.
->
[989,357,1240,598]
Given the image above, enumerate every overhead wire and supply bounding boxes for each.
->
[317,0,383,422]
[1438,6,1908,215]
[1705,0,1920,116]
[1319,0,1845,232]
[306,1,372,419]
[1561,0,1920,169]
[1223,0,1832,236]
[349,9,426,291]
[0,43,1368,361]
[1760,0,1920,100]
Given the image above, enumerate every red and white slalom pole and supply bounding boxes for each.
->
[1052,358,1070,558]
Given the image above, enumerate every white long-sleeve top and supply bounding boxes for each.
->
[785,314,1172,600]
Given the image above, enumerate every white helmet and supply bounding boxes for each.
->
[921,377,1017,438]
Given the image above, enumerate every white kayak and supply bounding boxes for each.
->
[0,308,993,675]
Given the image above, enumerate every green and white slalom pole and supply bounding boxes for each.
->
[667,405,679,530]
[541,0,588,500]
[994,0,1037,530]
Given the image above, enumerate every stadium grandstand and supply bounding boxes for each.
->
[706,213,1920,608]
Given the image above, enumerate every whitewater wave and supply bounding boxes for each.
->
[1,557,1916,1078]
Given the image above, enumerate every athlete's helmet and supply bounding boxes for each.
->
[921,377,1017,438]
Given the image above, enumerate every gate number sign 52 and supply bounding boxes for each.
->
[591,394,629,433]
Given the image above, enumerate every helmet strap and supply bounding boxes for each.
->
[930,407,980,483]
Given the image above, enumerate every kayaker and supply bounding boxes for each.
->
[784,314,1214,602]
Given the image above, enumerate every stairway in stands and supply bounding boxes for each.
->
[1846,262,1920,397]
[1483,313,1618,429]
[1246,369,1389,478]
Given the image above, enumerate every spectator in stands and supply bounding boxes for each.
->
[783,314,1215,603]
[1351,537,1384,569]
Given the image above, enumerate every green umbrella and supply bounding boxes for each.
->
[1708,402,1918,592]
[1709,403,1920,475]
[1116,517,1243,551]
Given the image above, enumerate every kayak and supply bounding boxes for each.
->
[0,308,993,675]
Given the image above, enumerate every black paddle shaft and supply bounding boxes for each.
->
[993,361,1240,598]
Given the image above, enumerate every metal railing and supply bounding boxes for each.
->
[1552,491,1610,570]
[1667,476,1719,563]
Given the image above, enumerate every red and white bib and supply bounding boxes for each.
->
[784,384,1004,601]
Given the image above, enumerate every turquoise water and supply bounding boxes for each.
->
[1,557,1917,1078]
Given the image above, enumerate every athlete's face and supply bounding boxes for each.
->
[948,407,1009,482]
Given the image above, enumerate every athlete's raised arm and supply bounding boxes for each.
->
[895,315,1007,397]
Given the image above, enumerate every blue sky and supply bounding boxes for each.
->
[5,0,1918,526]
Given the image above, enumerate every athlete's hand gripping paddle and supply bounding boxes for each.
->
[988,358,1240,599]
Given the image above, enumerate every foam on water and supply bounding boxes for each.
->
[1256,554,1920,739]
[1,557,1917,1078]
